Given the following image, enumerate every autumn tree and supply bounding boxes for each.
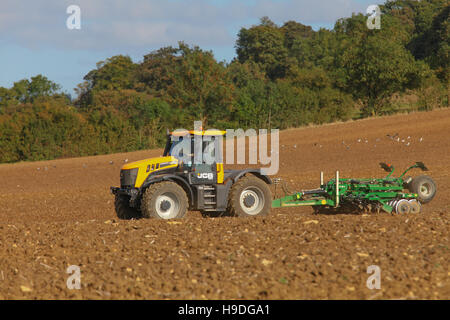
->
[336,13,425,116]
[236,17,289,80]
[138,43,235,127]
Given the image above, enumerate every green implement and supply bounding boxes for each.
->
[272,162,436,214]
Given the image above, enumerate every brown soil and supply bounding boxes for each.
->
[0,109,449,299]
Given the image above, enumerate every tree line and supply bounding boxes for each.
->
[0,0,448,163]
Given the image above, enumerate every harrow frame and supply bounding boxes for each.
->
[272,162,433,214]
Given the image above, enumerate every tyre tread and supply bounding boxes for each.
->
[141,181,188,219]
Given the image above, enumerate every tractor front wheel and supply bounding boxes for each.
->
[115,195,141,220]
[228,175,272,217]
[141,181,188,219]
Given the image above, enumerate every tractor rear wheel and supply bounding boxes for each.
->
[228,175,272,217]
[141,181,188,219]
[115,195,141,220]
[408,175,436,204]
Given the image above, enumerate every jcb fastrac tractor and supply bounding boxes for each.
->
[111,130,272,219]
[111,129,437,219]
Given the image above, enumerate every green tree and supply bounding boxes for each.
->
[28,75,61,101]
[2,76,62,104]
[236,17,289,80]
[139,43,235,127]
[336,14,425,116]
[84,55,137,91]
[281,20,314,50]
[79,55,138,106]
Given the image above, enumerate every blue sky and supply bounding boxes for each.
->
[0,0,384,97]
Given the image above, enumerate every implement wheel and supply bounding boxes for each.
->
[141,182,188,219]
[408,175,436,204]
[228,175,272,217]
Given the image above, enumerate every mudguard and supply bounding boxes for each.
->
[141,174,195,207]
[225,169,272,185]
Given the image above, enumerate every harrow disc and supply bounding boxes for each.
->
[408,200,421,214]
[395,199,411,214]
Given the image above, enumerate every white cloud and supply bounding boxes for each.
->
[0,0,374,51]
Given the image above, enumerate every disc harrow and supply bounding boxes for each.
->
[272,162,436,214]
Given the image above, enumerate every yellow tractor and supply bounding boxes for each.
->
[111,130,272,219]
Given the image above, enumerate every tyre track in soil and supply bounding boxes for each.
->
[0,109,449,299]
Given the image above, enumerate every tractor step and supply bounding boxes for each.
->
[200,185,218,210]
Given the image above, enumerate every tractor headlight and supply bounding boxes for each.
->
[120,168,139,188]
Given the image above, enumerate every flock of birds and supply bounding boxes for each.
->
[263,132,426,154]
[338,133,424,150]
[303,133,425,151]
[108,159,129,165]
[36,158,129,171]
[35,134,426,171]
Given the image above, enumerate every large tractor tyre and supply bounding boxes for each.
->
[228,175,272,217]
[115,195,141,220]
[408,175,436,204]
[141,181,188,219]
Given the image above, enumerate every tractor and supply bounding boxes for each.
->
[111,129,272,219]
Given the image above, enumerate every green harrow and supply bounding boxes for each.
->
[272,162,436,214]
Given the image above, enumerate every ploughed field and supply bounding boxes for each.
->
[0,109,449,299]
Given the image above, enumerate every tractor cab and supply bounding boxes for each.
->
[163,130,226,184]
